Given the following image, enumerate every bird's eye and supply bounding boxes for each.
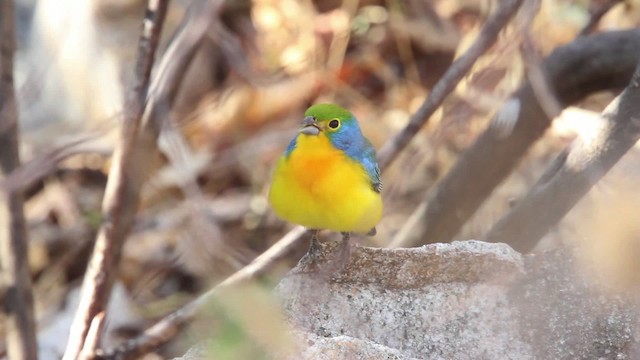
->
[328,119,340,129]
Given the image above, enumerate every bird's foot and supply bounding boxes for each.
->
[300,229,326,271]
[299,230,355,275]
[308,229,322,257]
[339,232,353,268]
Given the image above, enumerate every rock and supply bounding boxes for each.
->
[274,240,639,359]
[275,240,531,359]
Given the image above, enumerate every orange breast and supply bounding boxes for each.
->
[288,141,341,199]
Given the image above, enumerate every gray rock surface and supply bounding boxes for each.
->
[274,240,639,359]
[276,240,532,359]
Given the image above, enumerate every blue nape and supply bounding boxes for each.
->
[328,118,381,191]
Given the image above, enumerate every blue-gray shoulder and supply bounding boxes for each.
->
[284,136,297,157]
[331,120,382,193]
[361,140,382,193]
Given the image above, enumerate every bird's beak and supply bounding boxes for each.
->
[300,116,321,136]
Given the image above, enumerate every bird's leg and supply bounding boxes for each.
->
[308,229,321,257]
[340,232,352,265]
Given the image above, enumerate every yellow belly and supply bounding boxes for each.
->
[268,134,382,233]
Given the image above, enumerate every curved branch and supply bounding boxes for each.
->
[487,60,640,252]
[391,29,640,248]
[97,226,308,360]
[377,0,525,170]
[63,1,170,359]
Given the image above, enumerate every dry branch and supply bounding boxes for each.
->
[0,0,38,359]
[0,134,104,194]
[390,29,640,248]
[98,226,308,360]
[64,0,258,358]
[486,60,640,252]
[377,0,525,170]
[63,1,170,358]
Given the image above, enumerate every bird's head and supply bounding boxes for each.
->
[299,103,357,138]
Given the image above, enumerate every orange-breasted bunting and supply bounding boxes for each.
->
[269,103,383,258]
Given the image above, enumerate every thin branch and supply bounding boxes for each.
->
[63,1,170,359]
[0,134,106,194]
[79,312,107,359]
[377,0,525,170]
[0,0,38,359]
[97,226,308,360]
[389,29,640,248]
[486,59,640,252]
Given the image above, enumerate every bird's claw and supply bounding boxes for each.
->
[308,229,321,257]
[339,232,352,267]
[300,230,355,276]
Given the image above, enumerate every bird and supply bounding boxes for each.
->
[268,103,383,262]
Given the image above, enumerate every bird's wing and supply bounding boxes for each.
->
[361,140,382,193]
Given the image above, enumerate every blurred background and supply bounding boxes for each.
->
[4,0,640,358]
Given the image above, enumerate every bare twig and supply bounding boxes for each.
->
[389,29,640,248]
[486,59,640,252]
[98,226,308,360]
[65,0,254,357]
[384,0,527,248]
[63,1,170,359]
[0,1,38,359]
[377,0,525,169]
[79,312,107,359]
[0,134,106,194]
[579,0,623,37]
